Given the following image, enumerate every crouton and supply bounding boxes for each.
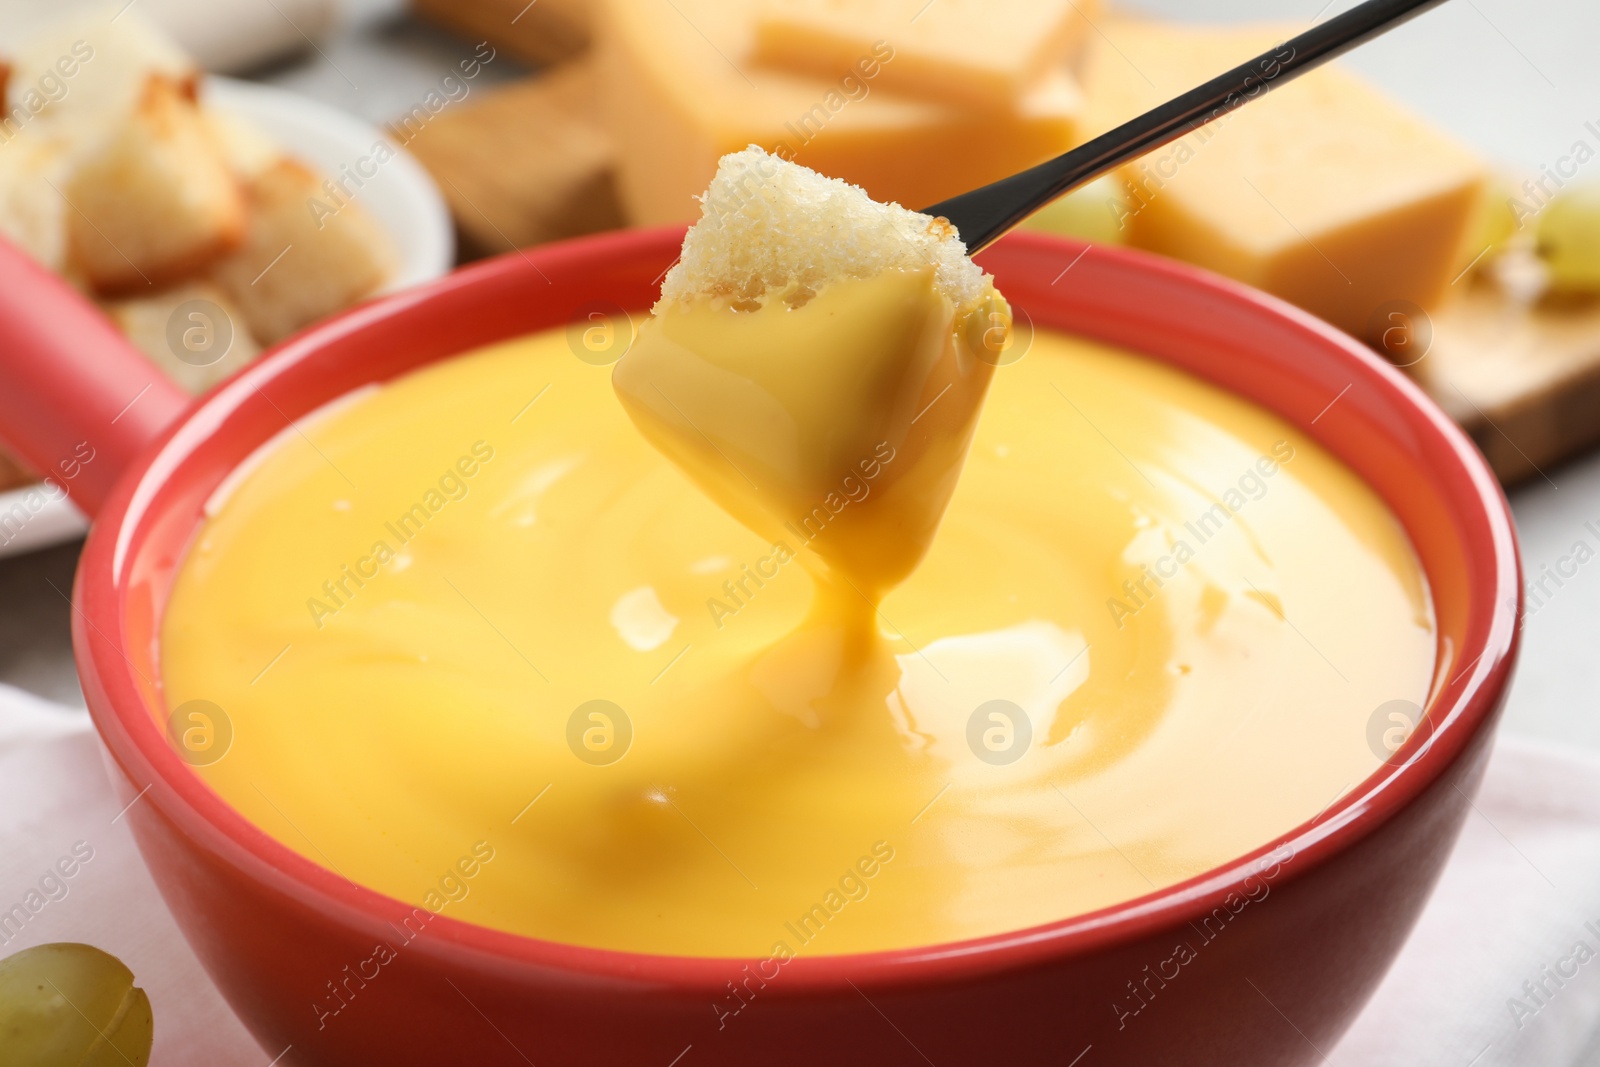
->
[7,8,197,135]
[201,109,282,183]
[66,74,246,294]
[0,133,72,273]
[102,281,261,395]
[615,148,1005,596]
[658,144,986,314]
[210,158,396,344]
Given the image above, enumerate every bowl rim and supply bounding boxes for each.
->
[72,226,1522,992]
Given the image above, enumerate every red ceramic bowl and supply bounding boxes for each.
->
[0,228,1518,1066]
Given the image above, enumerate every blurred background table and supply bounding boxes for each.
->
[2,0,1597,752]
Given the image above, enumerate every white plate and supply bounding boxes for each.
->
[0,77,455,559]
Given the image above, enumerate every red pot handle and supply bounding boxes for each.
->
[0,238,187,518]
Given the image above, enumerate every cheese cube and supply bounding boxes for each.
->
[1081,21,1486,340]
[597,0,1081,225]
[752,0,1098,110]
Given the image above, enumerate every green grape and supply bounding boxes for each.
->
[1022,174,1130,245]
[1536,183,1600,294]
[1461,177,1520,269]
[0,943,153,1066]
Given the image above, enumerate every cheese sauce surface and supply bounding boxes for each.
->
[160,325,1435,957]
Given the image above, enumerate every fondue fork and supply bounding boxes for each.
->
[926,0,1453,251]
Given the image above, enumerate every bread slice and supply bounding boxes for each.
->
[66,73,246,294]
[102,281,261,395]
[658,145,986,313]
[209,158,397,344]
[752,0,1096,110]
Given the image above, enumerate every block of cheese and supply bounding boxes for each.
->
[752,0,1098,110]
[1080,20,1486,340]
[597,0,1081,226]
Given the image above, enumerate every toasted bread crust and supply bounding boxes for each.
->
[66,74,247,295]
[659,146,986,314]
[210,158,396,344]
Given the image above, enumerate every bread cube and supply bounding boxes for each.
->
[66,74,246,294]
[201,109,283,183]
[4,8,197,134]
[210,159,396,344]
[0,132,71,273]
[102,281,261,395]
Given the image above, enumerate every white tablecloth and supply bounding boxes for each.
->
[3,681,1597,1064]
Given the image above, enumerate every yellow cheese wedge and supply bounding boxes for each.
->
[596,0,1082,224]
[1081,20,1486,340]
[752,0,1098,110]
